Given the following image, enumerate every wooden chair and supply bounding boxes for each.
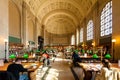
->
[0,71,15,80]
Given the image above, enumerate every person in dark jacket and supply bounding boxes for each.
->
[7,62,28,80]
[72,51,81,66]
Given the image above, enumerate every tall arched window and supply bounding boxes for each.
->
[87,20,93,40]
[71,35,75,45]
[100,1,112,36]
[80,28,83,42]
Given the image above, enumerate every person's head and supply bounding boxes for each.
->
[102,59,111,69]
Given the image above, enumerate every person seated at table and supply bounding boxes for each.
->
[42,51,50,67]
[7,60,28,80]
[95,59,113,80]
[72,51,81,66]
[102,59,111,69]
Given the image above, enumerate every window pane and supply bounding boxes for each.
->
[100,1,112,37]
[87,20,93,40]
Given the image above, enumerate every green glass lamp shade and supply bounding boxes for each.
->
[88,50,92,54]
[36,50,40,53]
[74,50,78,54]
[9,54,16,59]
[86,50,89,53]
[23,53,29,59]
[92,54,98,58]
[82,49,85,53]
[105,53,111,59]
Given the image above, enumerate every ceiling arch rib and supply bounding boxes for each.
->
[25,0,84,16]
[36,1,81,35]
[37,9,79,34]
[36,0,84,17]
[37,1,83,23]
[44,13,77,27]
[41,10,79,27]
[43,13,76,34]
[25,0,98,22]
[23,0,98,35]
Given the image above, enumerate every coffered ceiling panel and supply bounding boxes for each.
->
[37,1,83,22]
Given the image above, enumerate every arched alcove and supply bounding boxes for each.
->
[9,1,21,39]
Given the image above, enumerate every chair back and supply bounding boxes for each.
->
[0,71,15,80]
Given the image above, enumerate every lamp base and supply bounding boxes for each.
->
[4,59,8,63]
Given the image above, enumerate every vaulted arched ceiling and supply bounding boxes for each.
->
[24,0,97,34]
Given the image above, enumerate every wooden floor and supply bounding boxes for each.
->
[46,52,74,80]
[33,52,75,80]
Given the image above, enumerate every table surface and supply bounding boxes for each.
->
[80,55,102,58]
[78,62,120,71]
[17,56,35,59]
[0,62,41,72]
